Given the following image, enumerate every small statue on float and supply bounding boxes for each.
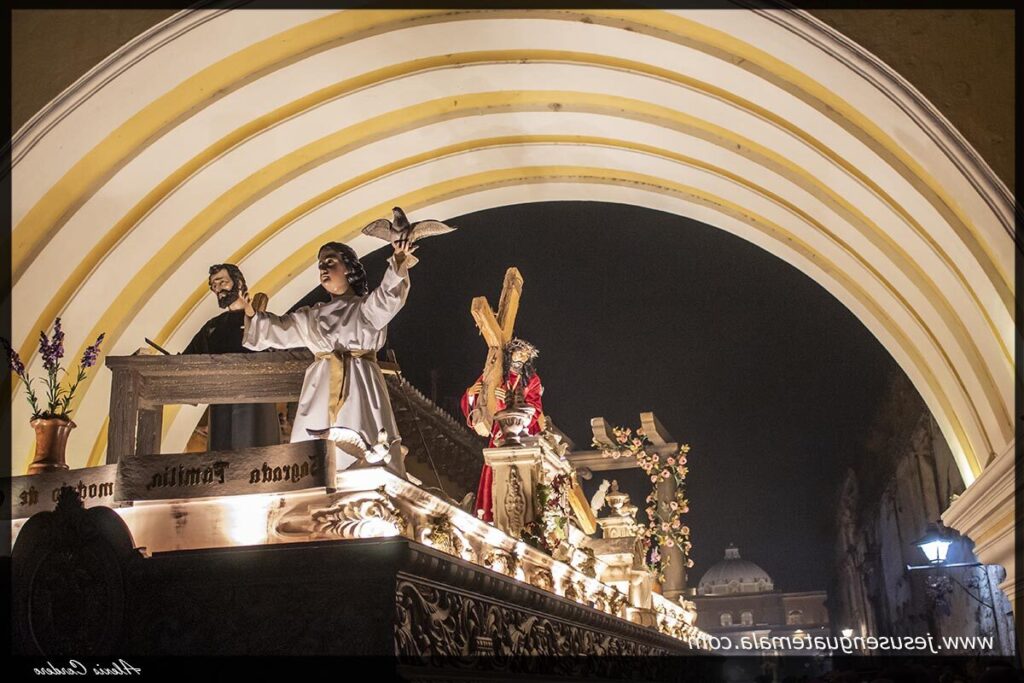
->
[241,208,453,474]
[461,337,545,521]
[182,263,280,451]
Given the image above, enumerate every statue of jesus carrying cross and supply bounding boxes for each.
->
[460,267,546,521]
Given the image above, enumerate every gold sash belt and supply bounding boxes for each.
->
[315,349,378,424]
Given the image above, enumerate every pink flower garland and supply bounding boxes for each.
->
[596,426,695,583]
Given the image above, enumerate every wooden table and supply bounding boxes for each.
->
[105,350,313,464]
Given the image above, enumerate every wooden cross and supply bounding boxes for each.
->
[469,267,523,436]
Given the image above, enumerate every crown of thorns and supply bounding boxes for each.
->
[505,338,539,360]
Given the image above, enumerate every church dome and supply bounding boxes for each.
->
[697,545,774,596]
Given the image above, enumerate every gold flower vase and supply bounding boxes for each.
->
[29,417,75,474]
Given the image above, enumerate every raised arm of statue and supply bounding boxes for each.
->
[359,254,417,330]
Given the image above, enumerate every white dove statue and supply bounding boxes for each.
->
[365,428,398,464]
[305,426,396,464]
[360,206,456,244]
[590,479,612,516]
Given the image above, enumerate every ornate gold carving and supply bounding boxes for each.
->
[394,578,677,659]
[504,465,526,535]
[563,579,580,603]
[609,591,628,617]
[574,546,597,578]
[530,567,554,592]
[423,514,463,557]
[551,540,571,562]
[483,549,519,577]
[309,488,407,539]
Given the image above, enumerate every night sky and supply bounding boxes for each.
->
[296,201,901,594]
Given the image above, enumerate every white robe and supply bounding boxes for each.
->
[242,255,415,474]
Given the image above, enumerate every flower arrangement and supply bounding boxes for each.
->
[602,425,648,460]
[595,426,695,584]
[521,472,575,555]
[2,318,105,420]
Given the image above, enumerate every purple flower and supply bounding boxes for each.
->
[38,319,65,373]
[80,333,105,369]
[51,318,65,357]
[2,338,26,378]
[39,331,53,372]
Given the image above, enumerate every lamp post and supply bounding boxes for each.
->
[906,521,980,572]
[912,523,952,564]
[906,520,992,612]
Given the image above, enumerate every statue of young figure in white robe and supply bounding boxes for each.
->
[241,238,418,476]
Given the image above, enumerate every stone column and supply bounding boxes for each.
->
[941,439,1015,603]
[641,411,687,602]
[483,445,543,538]
[656,473,686,602]
[940,439,1017,653]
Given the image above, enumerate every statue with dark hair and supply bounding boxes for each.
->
[208,263,247,306]
[461,337,545,521]
[315,242,369,296]
[241,236,419,476]
[183,263,280,451]
[501,338,539,386]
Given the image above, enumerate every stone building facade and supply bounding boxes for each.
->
[830,374,1016,655]
[693,545,830,655]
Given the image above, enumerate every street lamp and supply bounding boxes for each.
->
[907,521,980,571]
[906,520,992,613]
[914,523,952,564]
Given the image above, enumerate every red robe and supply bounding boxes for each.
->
[460,371,544,522]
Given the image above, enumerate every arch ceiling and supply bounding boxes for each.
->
[8,9,1015,486]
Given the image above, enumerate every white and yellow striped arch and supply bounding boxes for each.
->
[8,9,1014,492]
